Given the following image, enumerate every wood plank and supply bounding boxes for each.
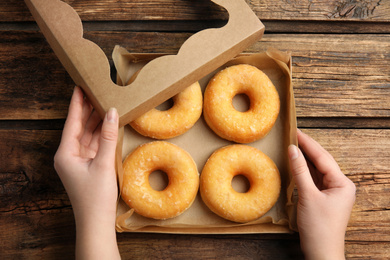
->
[251,0,390,21]
[0,212,76,259]
[116,233,304,259]
[297,117,390,129]
[1,31,389,120]
[0,31,390,119]
[0,30,74,120]
[2,20,390,34]
[345,242,390,259]
[116,239,389,259]
[80,20,390,34]
[252,34,390,117]
[301,129,390,175]
[262,20,390,34]
[117,235,389,260]
[1,213,389,260]
[301,129,390,243]
[2,117,390,131]
[0,119,66,130]
[117,236,389,260]
[2,211,389,260]
[1,0,389,22]
[0,130,68,215]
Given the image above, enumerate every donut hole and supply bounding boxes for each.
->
[231,174,251,193]
[232,93,250,112]
[149,170,169,191]
[156,98,174,111]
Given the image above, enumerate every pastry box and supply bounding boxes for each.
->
[25,0,298,234]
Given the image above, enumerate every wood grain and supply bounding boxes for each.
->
[2,20,390,34]
[345,242,390,259]
[301,129,390,243]
[251,0,390,21]
[2,0,389,22]
[0,130,67,214]
[297,117,390,129]
[1,31,389,120]
[252,34,390,118]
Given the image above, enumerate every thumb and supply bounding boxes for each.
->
[288,144,316,195]
[93,108,119,170]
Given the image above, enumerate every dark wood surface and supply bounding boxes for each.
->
[1,0,389,259]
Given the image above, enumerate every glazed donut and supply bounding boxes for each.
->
[121,141,199,220]
[203,64,280,143]
[200,145,281,223]
[130,82,202,139]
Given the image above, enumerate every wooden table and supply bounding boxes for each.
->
[1,1,389,259]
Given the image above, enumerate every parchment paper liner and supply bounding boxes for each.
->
[114,48,298,233]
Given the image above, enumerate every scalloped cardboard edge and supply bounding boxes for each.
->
[24,0,265,127]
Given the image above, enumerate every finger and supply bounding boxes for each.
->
[60,87,87,150]
[91,108,119,172]
[288,144,317,194]
[297,130,342,178]
[89,121,103,153]
[297,130,352,190]
[79,93,94,139]
[306,158,324,190]
[80,110,103,147]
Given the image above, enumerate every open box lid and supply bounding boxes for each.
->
[24,0,265,127]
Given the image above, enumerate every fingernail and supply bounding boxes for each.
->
[288,144,299,160]
[107,107,118,123]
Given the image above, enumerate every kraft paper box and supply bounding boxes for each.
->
[114,49,298,234]
[24,0,265,127]
[25,0,298,233]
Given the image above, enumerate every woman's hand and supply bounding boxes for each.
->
[54,86,121,259]
[288,129,356,260]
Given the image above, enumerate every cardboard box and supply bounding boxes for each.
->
[24,0,265,127]
[114,49,298,234]
[25,0,297,233]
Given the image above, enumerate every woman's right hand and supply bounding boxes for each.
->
[288,129,356,260]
